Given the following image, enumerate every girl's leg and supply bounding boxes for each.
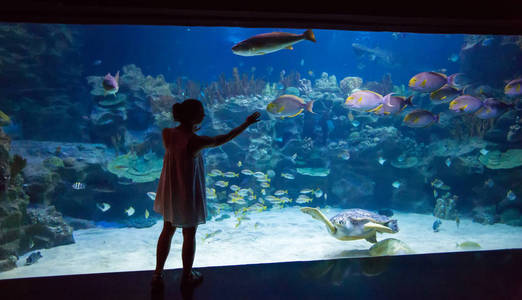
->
[154,221,176,276]
[181,226,197,279]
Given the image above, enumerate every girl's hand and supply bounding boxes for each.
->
[245,112,261,125]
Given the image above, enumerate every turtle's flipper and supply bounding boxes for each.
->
[364,222,394,234]
[300,207,336,235]
[365,232,377,243]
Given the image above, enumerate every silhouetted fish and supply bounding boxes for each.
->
[232,30,316,56]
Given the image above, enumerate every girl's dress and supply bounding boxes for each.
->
[153,127,206,227]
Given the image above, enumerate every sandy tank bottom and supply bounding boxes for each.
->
[1,206,522,279]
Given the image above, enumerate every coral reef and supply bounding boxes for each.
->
[339,76,363,96]
[500,208,522,226]
[24,206,75,249]
[297,79,313,97]
[0,24,84,142]
[314,72,340,93]
[427,138,488,157]
[450,115,495,140]
[390,156,419,169]
[9,154,26,184]
[433,193,458,220]
[0,130,75,272]
[479,149,522,169]
[149,95,176,129]
[0,128,11,193]
[472,205,499,225]
[279,70,301,89]
[9,140,158,226]
[87,64,161,141]
[348,126,405,153]
[456,155,484,174]
[262,82,280,99]
[10,140,114,206]
[363,73,393,95]
[107,152,163,183]
[202,68,266,106]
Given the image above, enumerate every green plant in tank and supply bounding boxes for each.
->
[107,151,163,183]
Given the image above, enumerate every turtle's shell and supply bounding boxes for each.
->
[330,208,391,224]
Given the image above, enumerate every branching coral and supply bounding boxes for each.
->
[202,68,266,105]
[449,115,495,140]
[171,77,201,100]
[279,70,301,88]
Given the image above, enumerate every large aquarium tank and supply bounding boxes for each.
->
[0,23,521,279]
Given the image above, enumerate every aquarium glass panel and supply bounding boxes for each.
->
[0,23,521,279]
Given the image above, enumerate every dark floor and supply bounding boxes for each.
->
[1,249,522,300]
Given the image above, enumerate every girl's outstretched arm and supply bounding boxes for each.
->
[190,112,260,156]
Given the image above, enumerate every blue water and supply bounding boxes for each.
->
[79,25,463,83]
[2,22,522,280]
[1,22,522,239]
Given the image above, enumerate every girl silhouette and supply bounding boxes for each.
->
[151,99,260,288]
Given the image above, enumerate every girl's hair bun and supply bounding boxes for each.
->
[171,99,203,124]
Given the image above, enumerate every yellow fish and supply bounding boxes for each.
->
[145,209,149,219]
[266,95,315,118]
[125,206,135,216]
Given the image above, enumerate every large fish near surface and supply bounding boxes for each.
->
[474,98,514,119]
[369,93,413,115]
[409,71,459,93]
[266,95,315,118]
[351,43,395,65]
[232,29,316,56]
[504,78,522,96]
[102,71,119,96]
[402,110,439,128]
[344,90,384,111]
[449,95,483,113]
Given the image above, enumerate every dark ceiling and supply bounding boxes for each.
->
[1,1,521,34]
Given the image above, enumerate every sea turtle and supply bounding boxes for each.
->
[301,207,399,243]
[369,238,414,256]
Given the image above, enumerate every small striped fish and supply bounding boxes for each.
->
[72,182,86,190]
